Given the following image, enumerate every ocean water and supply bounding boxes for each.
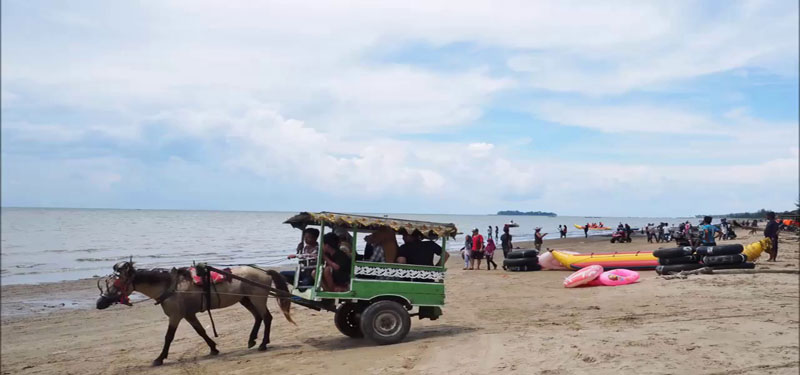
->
[1,208,692,285]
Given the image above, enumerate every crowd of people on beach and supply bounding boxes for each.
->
[461,226,503,270]
[282,212,789,286]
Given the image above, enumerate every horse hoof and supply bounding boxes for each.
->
[152,359,164,366]
[210,350,219,356]
[248,340,256,349]
[258,345,268,351]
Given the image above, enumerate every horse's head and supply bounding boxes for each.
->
[96,261,136,309]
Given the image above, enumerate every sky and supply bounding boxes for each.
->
[1,0,798,217]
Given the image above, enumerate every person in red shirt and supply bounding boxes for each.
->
[470,228,484,270]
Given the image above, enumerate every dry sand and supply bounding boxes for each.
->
[2,231,798,374]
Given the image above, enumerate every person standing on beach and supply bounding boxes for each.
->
[495,226,499,240]
[470,228,484,270]
[764,212,780,262]
[561,224,567,238]
[461,235,472,270]
[583,223,589,238]
[700,216,718,246]
[488,225,493,240]
[534,227,546,251]
[485,238,498,270]
[500,226,512,258]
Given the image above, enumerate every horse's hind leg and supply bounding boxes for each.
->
[153,317,181,366]
[240,297,262,348]
[251,296,272,351]
[185,314,219,356]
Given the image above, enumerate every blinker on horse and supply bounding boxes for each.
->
[97,261,294,366]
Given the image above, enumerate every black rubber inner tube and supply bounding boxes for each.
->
[505,263,542,272]
[702,254,746,266]
[503,257,539,267]
[658,255,699,265]
[653,247,694,258]
[695,244,744,256]
[506,250,540,259]
[709,262,755,270]
[656,263,705,275]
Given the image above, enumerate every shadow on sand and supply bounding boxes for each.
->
[302,324,479,351]
[122,325,478,370]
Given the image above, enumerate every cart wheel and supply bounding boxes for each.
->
[334,303,363,338]
[360,301,410,345]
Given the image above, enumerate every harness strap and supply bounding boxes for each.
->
[202,269,219,337]
[154,268,179,305]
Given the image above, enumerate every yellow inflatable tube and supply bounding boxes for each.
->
[551,250,658,270]
[742,238,772,262]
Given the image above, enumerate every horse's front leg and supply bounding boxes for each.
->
[153,317,181,366]
[186,314,219,355]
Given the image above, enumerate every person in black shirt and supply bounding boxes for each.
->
[584,223,589,238]
[321,232,351,292]
[764,212,780,262]
[396,231,449,266]
[500,226,512,258]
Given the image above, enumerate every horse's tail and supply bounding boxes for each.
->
[266,269,295,325]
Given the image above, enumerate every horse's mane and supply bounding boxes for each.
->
[133,268,191,285]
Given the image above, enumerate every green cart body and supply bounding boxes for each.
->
[283,212,456,344]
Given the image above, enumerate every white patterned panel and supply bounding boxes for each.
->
[355,266,445,282]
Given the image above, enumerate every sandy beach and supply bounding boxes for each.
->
[2,231,798,375]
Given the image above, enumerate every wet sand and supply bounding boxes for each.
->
[2,231,798,374]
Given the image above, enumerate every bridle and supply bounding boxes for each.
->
[97,262,135,306]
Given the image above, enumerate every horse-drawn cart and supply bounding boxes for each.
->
[96,212,455,365]
[281,212,455,344]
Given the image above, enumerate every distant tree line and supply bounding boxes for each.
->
[497,210,557,217]
[695,205,800,219]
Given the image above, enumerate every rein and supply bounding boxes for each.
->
[112,278,133,306]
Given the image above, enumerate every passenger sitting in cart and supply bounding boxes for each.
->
[281,227,319,286]
[396,230,449,266]
[363,234,386,262]
[334,227,354,258]
[322,232,352,292]
[362,227,399,263]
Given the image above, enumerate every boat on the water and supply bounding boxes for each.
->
[505,221,520,228]
[551,250,658,270]
[573,224,610,230]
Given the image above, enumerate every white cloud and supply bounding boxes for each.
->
[1,0,797,215]
[506,2,798,94]
[532,102,726,134]
[467,142,495,156]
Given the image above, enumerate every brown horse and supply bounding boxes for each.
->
[96,261,293,366]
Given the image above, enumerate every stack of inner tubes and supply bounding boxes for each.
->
[654,244,754,275]
[503,250,541,272]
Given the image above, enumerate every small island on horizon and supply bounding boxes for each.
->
[497,210,557,217]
